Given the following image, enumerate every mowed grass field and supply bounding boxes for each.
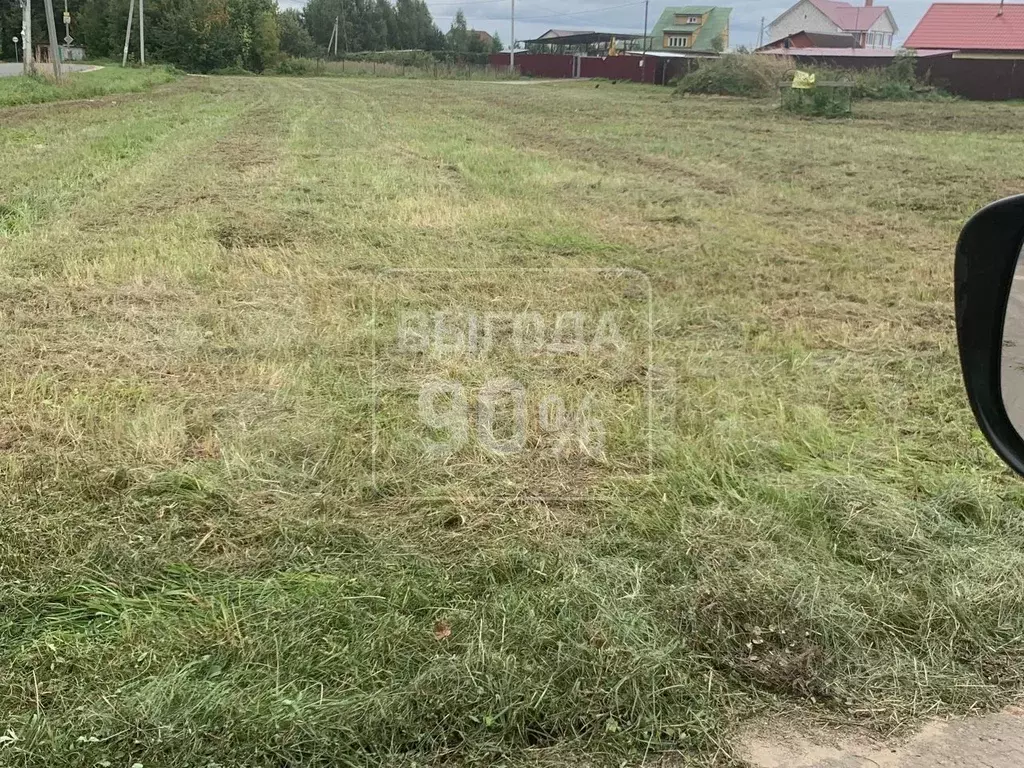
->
[4,75,1024,766]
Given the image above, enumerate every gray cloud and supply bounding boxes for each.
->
[276,0,1006,50]
[424,0,1000,48]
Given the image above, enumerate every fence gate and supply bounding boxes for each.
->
[572,54,582,78]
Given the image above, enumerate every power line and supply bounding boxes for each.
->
[429,0,508,7]
[511,0,645,22]
[434,11,645,34]
[641,0,648,55]
[431,0,643,21]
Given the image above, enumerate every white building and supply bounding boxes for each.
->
[768,0,898,49]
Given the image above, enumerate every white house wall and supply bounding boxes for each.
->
[864,12,895,47]
[869,13,895,34]
[769,0,844,41]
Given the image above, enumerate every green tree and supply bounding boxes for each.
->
[301,0,339,52]
[376,0,395,47]
[466,28,486,54]
[76,0,114,58]
[148,0,237,70]
[304,0,399,53]
[393,0,438,49]
[277,7,315,57]
[445,7,468,52]
[251,8,279,68]
[490,30,502,53]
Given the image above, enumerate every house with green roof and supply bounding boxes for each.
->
[650,6,731,52]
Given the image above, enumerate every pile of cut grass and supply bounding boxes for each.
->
[675,53,795,97]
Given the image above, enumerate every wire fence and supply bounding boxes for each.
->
[275,57,518,80]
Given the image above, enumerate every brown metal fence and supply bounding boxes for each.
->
[781,50,1024,101]
[916,55,1024,101]
[488,53,700,85]
[491,51,1024,100]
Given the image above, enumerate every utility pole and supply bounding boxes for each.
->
[509,0,515,72]
[641,0,649,81]
[334,15,339,56]
[138,0,144,64]
[757,16,765,48]
[42,0,62,81]
[62,0,72,49]
[21,0,33,74]
[642,0,649,53]
[327,17,338,57]
[122,0,134,66]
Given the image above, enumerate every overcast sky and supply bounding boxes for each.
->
[277,0,1009,49]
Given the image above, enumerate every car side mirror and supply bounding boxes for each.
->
[956,194,1024,476]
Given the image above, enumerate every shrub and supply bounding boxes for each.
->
[781,85,852,118]
[813,52,950,101]
[675,54,794,98]
[275,57,318,75]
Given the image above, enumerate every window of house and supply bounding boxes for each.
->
[687,15,701,23]
[666,35,689,47]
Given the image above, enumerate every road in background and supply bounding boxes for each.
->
[0,62,100,77]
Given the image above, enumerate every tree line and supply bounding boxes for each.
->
[0,0,501,71]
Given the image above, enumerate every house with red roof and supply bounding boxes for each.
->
[768,0,898,49]
[906,3,1024,56]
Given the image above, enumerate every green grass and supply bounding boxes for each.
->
[271,56,516,79]
[3,75,1024,766]
[0,65,179,107]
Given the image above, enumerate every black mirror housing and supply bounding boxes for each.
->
[956,194,1024,477]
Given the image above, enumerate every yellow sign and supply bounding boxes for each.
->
[791,70,816,89]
